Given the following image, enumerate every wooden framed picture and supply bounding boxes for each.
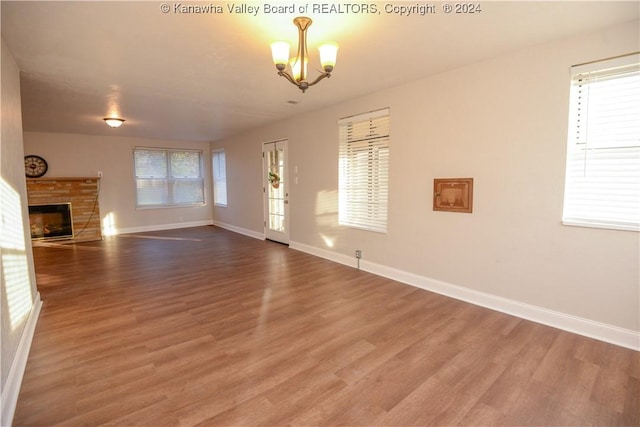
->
[433,178,473,213]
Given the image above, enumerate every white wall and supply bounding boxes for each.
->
[212,21,640,343]
[1,37,41,426]
[23,132,213,234]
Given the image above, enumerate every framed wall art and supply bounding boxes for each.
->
[433,178,473,213]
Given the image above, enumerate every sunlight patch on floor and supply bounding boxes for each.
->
[121,234,203,242]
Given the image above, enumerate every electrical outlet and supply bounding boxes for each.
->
[355,250,362,259]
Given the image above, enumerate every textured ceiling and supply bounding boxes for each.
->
[2,1,638,142]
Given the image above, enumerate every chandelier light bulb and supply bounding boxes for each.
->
[271,41,290,69]
[319,43,339,72]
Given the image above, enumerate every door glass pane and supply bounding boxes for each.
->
[267,146,285,232]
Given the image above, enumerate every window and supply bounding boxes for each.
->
[212,149,227,206]
[134,147,205,208]
[562,54,640,231]
[339,108,390,233]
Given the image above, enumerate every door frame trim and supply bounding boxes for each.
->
[262,138,290,244]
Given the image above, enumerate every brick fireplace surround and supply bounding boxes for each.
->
[26,177,102,242]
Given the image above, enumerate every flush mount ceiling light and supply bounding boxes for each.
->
[103,118,125,128]
[271,17,338,93]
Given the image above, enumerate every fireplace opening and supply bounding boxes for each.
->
[29,203,73,240]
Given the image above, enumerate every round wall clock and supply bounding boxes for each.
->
[24,155,48,178]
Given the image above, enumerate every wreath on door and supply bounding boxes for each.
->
[268,171,280,189]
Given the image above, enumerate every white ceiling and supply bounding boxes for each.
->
[2,1,638,142]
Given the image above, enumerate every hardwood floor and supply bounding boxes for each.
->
[14,226,639,426]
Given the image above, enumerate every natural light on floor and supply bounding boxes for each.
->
[122,235,203,242]
[1,178,35,331]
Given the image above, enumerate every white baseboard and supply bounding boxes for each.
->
[114,220,214,235]
[289,241,639,351]
[212,221,265,240]
[289,241,357,268]
[1,292,42,427]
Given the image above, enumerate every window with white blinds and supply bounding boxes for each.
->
[562,54,640,231]
[338,108,390,233]
[134,148,205,208]
[212,149,227,206]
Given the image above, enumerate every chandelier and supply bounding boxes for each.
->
[270,17,338,93]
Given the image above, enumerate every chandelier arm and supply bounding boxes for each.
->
[278,70,301,86]
[306,72,331,88]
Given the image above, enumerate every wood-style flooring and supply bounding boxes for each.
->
[13,226,640,426]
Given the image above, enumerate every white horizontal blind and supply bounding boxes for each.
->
[339,108,390,233]
[134,148,205,208]
[563,54,640,231]
[212,150,227,206]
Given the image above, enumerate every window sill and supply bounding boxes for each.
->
[136,203,206,210]
[562,219,639,232]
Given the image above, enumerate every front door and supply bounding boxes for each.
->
[263,140,289,244]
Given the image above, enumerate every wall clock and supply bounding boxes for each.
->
[24,155,48,178]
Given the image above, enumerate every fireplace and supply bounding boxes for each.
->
[29,203,73,240]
